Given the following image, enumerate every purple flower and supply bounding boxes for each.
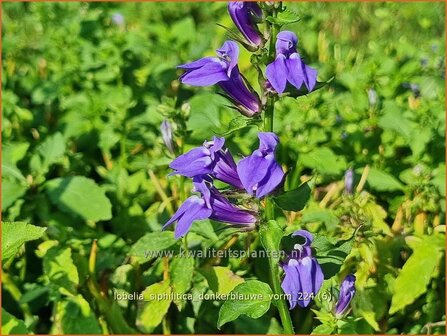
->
[266,31,318,94]
[281,230,324,309]
[177,41,261,117]
[344,168,354,195]
[111,13,125,26]
[163,178,257,238]
[334,274,356,318]
[228,2,263,48]
[169,136,243,189]
[160,119,176,154]
[237,132,284,198]
[163,195,212,239]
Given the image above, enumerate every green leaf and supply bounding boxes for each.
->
[137,281,172,333]
[313,235,354,279]
[287,77,334,98]
[128,231,179,263]
[170,255,195,310]
[389,234,444,314]
[29,132,66,175]
[265,9,300,25]
[378,107,414,140]
[273,182,311,211]
[43,247,79,295]
[218,280,273,328]
[1,178,27,211]
[365,167,404,192]
[259,220,284,263]
[301,206,339,232]
[2,221,46,263]
[45,176,112,222]
[51,295,101,334]
[200,266,244,295]
[2,309,28,335]
[301,148,347,176]
[311,323,335,335]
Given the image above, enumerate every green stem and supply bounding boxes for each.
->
[260,3,294,333]
[267,254,294,334]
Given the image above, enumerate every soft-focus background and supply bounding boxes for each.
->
[2,2,445,335]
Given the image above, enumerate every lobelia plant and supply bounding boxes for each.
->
[167,1,357,334]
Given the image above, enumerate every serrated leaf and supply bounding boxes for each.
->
[2,221,46,263]
[218,280,273,328]
[389,234,444,314]
[266,9,300,25]
[273,182,311,211]
[137,281,172,333]
[45,176,112,221]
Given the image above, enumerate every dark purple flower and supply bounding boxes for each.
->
[334,274,356,318]
[228,2,263,48]
[177,41,261,117]
[169,136,243,189]
[237,132,284,198]
[266,31,318,94]
[160,119,176,154]
[281,230,324,309]
[344,168,354,195]
[163,178,257,238]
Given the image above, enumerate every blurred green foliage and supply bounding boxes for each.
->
[2,1,445,335]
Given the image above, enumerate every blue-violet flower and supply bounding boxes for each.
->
[228,2,263,48]
[281,230,324,309]
[266,31,318,94]
[177,41,261,117]
[334,274,356,318]
[237,132,284,198]
[169,136,243,189]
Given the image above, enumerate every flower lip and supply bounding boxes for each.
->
[216,41,239,77]
[291,229,314,247]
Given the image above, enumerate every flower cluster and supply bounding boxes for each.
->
[177,2,318,117]
[164,132,284,238]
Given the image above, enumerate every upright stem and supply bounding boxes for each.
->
[261,3,294,334]
[267,252,295,334]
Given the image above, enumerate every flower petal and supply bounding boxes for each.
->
[177,57,219,69]
[169,147,213,177]
[255,158,284,198]
[266,55,288,94]
[291,230,314,247]
[281,261,302,310]
[237,151,271,195]
[258,132,279,153]
[180,60,229,86]
[163,196,212,239]
[216,40,239,77]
